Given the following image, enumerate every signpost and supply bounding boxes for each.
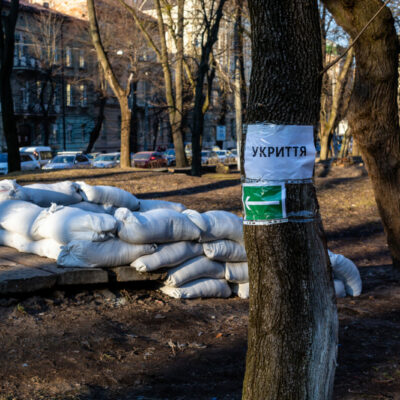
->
[242,183,287,225]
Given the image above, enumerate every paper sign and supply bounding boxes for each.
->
[244,124,315,181]
[242,183,287,225]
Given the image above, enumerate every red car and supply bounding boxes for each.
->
[132,151,168,168]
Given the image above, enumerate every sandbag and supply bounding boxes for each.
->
[328,250,362,296]
[32,204,117,244]
[160,278,232,299]
[334,279,346,298]
[183,209,243,242]
[57,239,157,268]
[115,208,201,244]
[225,262,248,283]
[0,180,29,201]
[0,228,31,252]
[131,241,203,272]
[69,201,116,215]
[76,181,140,210]
[203,240,247,262]
[0,200,43,238]
[231,282,249,299]
[164,256,225,287]
[138,199,186,213]
[23,181,82,207]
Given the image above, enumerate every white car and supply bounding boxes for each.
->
[0,152,41,174]
[19,146,53,167]
[43,152,91,170]
[92,152,120,168]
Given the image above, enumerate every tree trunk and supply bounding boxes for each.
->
[86,94,106,154]
[233,0,246,171]
[322,0,400,268]
[242,1,337,399]
[0,0,20,172]
[319,47,354,161]
[119,96,131,168]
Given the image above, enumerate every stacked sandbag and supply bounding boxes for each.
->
[76,181,140,210]
[115,208,201,244]
[132,241,203,272]
[138,199,186,213]
[57,239,157,268]
[0,180,29,202]
[31,204,117,244]
[22,181,82,207]
[0,228,63,260]
[160,279,232,299]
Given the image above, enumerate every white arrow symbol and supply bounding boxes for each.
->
[245,196,280,210]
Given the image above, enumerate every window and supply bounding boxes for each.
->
[36,81,42,100]
[66,84,73,106]
[80,84,87,107]
[79,50,85,68]
[65,47,72,67]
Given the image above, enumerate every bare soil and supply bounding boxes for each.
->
[1,165,399,400]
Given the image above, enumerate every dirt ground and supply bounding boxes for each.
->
[1,164,400,400]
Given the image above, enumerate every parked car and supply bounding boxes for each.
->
[201,150,212,165]
[19,146,53,167]
[86,152,101,162]
[42,152,91,170]
[92,152,120,168]
[163,149,176,166]
[208,150,235,164]
[132,151,168,168]
[0,152,41,174]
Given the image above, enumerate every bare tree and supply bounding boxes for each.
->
[242,0,337,398]
[190,0,228,176]
[24,10,65,146]
[0,0,20,172]
[322,0,400,269]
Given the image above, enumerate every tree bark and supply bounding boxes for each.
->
[86,94,106,154]
[322,0,400,268]
[242,1,337,399]
[0,0,20,172]
[319,47,354,160]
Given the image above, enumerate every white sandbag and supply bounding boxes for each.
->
[131,241,203,272]
[164,256,225,287]
[115,208,201,244]
[203,240,247,262]
[0,228,31,251]
[334,279,346,298]
[160,278,232,299]
[57,239,157,268]
[231,282,249,299]
[23,181,82,206]
[0,200,43,238]
[0,229,61,259]
[76,181,140,210]
[69,201,116,215]
[0,180,29,201]
[183,209,243,242]
[225,262,248,283]
[328,250,362,296]
[138,199,186,213]
[32,204,117,244]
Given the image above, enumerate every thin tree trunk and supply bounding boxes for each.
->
[87,0,131,167]
[242,1,337,399]
[323,0,400,268]
[191,0,227,176]
[319,47,354,160]
[120,96,131,168]
[233,0,245,170]
[86,94,106,154]
[0,0,20,172]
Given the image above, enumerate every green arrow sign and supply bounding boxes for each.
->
[242,183,287,225]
